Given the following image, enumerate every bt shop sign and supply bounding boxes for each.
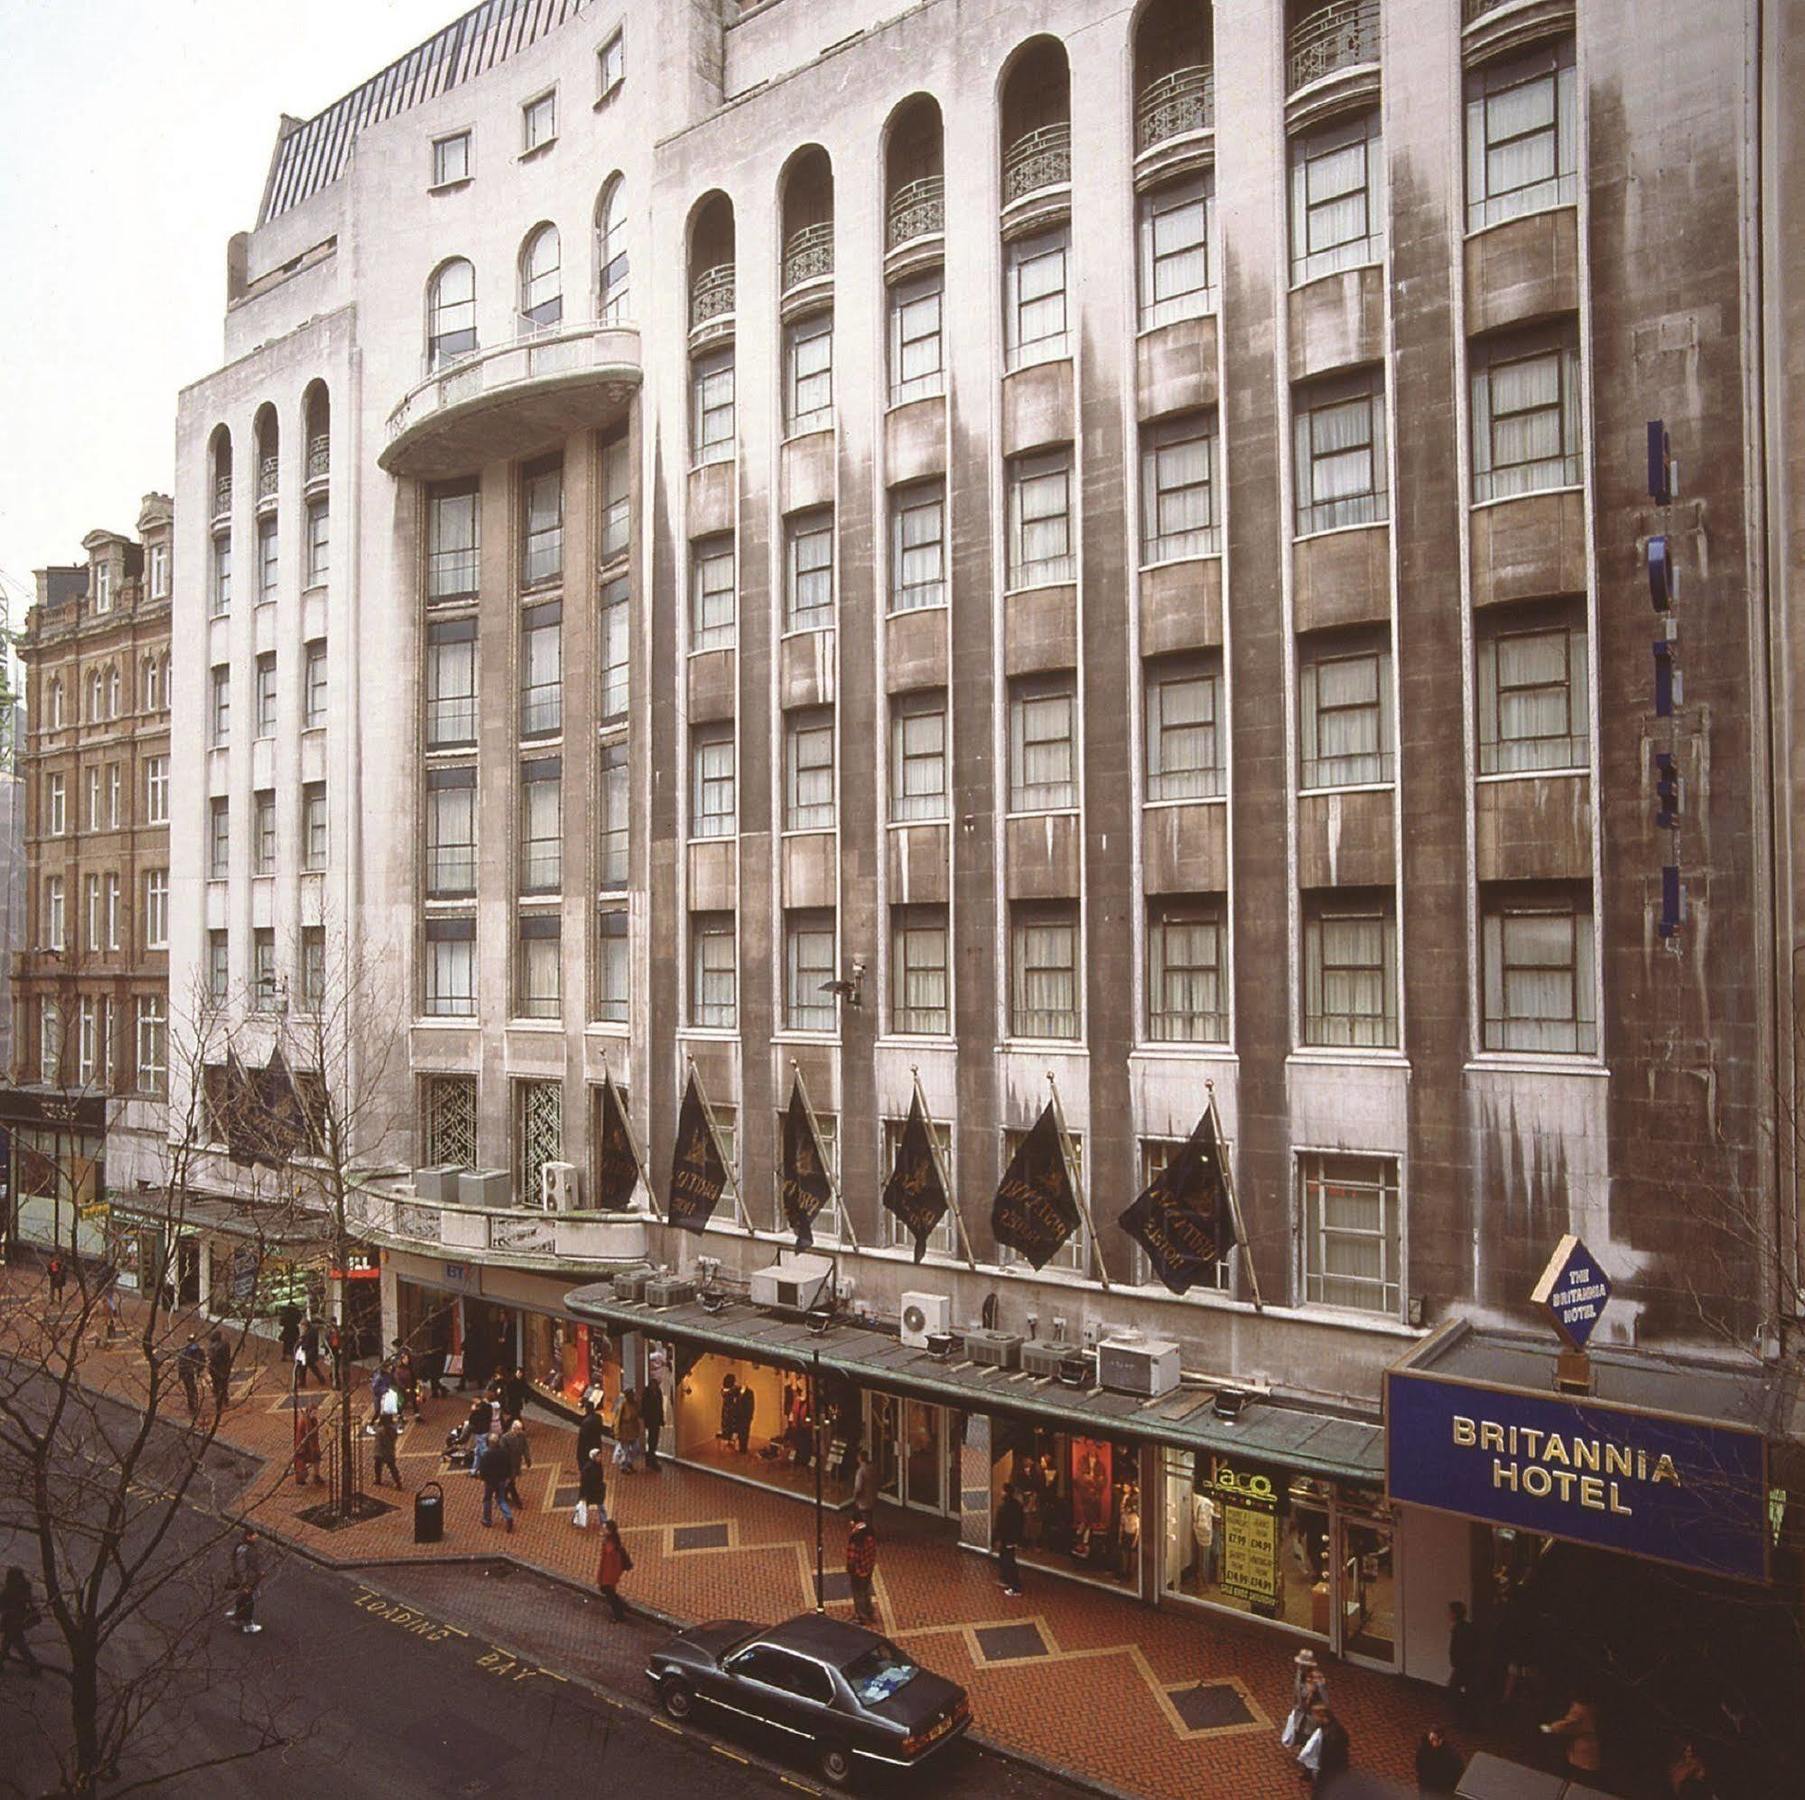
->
[1530,1233,1613,1350]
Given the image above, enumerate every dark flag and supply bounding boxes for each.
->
[1118,1104,1238,1295]
[223,1048,259,1168]
[259,1044,311,1163]
[594,1071,642,1211]
[882,1090,950,1264]
[668,1067,729,1235]
[779,1075,834,1251]
[991,1101,1081,1270]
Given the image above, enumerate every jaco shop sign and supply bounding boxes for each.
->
[1212,1461,1279,1608]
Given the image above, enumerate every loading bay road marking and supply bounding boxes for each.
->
[350,1587,470,1644]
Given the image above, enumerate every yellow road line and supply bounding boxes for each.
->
[710,1744,750,1764]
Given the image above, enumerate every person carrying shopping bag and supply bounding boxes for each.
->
[574,1446,609,1529]
[595,1520,633,1621]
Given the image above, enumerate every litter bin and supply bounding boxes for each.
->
[414,1480,444,1545]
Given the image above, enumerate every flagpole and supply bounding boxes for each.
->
[1208,1081,1261,1312]
[793,1060,859,1250]
[690,1055,753,1232]
[914,1066,978,1272]
[602,1054,663,1221]
[1047,1071,1111,1293]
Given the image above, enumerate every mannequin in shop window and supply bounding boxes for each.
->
[1193,1487,1217,1587]
[1117,1482,1141,1580]
[1071,1443,1111,1562]
[719,1372,739,1446]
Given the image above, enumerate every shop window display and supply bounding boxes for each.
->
[674,1351,855,1504]
[992,1420,1142,1583]
[521,1312,619,1419]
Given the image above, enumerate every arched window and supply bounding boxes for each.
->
[427,259,478,370]
[88,670,104,720]
[519,224,563,330]
[48,677,64,729]
[143,656,161,713]
[596,179,628,323]
[107,665,121,719]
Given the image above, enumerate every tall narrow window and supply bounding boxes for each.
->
[1478,609,1590,776]
[891,905,950,1036]
[86,767,101,832]
[599,431,630,562]
[1465,40,1578,232]
[516,915,561,1018]
[519,757,562,894]
[784,313,834,434]
[306,499,330,584]
[142,655,163,712]
[690,728,735,839]
[44,877,65,952]
[1140,413,1219,562]
[599,577,630,721]
[145,756,169,824]
[519,223,563,330]
[784,911,837,1032]
[890,692,948,822]
[1470,328,1583,502]
[1137,172,1214,329]
[1481,885,1596,1055]
[428,480,480,599]
[208,799,230,878]
[432,131,471,187]
[785,512,834,632]
[210,534,232,616]
[690,913,737,1028]
[305,638,328,727]
[84,875,101,952]
[105,873,120,949]
[148,542,170,599]
[1009,675,1077,811]
[889,481,946,612]
[597,178,629,321]
[596,30,625,100]
[145,870,169,949]
[1290,111,1384,284]
[784,709,835,831]
[253,789,277,874]
[691,350,735,466]
[1010,903,1080,1040]
[1145,655,1223,800]
[136,998,167,1096]
[208,931,230,1001]
[519,600,562,738]
[94,561,112,613]
[1007,448,1075,588]
[520,458,563,586]
[424,916,477,1018]
[598,740,629,888]
[888,271,944,404]
[1302,891,1398,1048]
[303,782,328,870]
[426,618,479,747]
[1294,370,1389,534]
[1147,899,1225,1042]
[252,930,278,1011]
[1299,637,1393,789]
[428,258,478,369]
[209,666,231,747]
[255,653,278,737]
[1300,1152,1402,1316]
[522,89,557,153]
[257,516,279,602]
[426,766,477,897]
[301,927,327,1012]
[46,773,65,835]
[1004,226,1070,370]
[690,537,735,651]
[596,905,629,1022]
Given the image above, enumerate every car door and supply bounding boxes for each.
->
[721,1644,816,1744]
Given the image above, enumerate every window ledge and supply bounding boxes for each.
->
[413,1016,478,1029]
[1286,1049,1410,1071]
[1287,254,1384,296]
[1132,1041,1237,1060]
[784,420,835,444]
[1142,794,1226,811]
[517,137,558,163]
[593,82,623,112]
[1468,483,1585,513]
[678,1027,741,1042]
[1465,1055,1607,1079]
[1137,551,1223,574]
[876,1033,957,1051]
[774,1030,840,1047]
[1296,782,1394,798]
[1001,1036,1087,1052]
[1292,518,1389,546]
[886,816,950,830]
[1005,806,1080,821]
[428,176,474,197]
[1474,766,1589,784]
[884,600,949,619]
[1292,1303,1423,1340]
[583,1021,631,1036]
[1463,198,1578,243]
[781,624,835,641]
[506,1018,563,1033]
[302,581,328,597]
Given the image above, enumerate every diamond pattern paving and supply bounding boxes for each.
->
[977,1622,1050,1663]
[1169,1681,1257,1734]
[670,1521,731,1553]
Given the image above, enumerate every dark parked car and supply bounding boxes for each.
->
[646,1612,971,1786]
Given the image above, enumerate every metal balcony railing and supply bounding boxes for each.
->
[690,264,736,330]
[348,1180,650,1266]
[211,476,232,521]
[1288,1,1381,93]
[256,455,279,503]
[781,222,834,291]
[1002,123,1072,204]
[887,177,945,251]
[1136,65,1216,152]
[305,434,330,484]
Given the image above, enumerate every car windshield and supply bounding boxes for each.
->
[842,1639,920,1706]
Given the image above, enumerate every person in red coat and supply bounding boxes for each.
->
[596,1520,631,1621]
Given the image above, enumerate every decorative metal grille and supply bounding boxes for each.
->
[1136,65,1215,152]
[1001,123,1072,204]
[212,475,232,519]
[424,1075,477,1169]
[690,264,736,329]
[256,455,279,502]
[396,1200,442,1242]
[517,1079,562,1208]
[1287,0,1381,94]
[490,1212,556,1254]
[305,434,331,484]
[781,222,834,291]
[887,177,945,249]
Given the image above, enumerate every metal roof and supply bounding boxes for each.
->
[259,0,589,225]
[562,1284,1387,1483]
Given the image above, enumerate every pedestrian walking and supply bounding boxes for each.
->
[640,1373,664,1470]
[177,1334,205,1420]
[300,1316,329,1389]
[370,1361,392,1416]
[614,1388,644,1472]
[206,1328,233,1422]
[394,1346,418,1419]
[994,1480,1025,1597]
[1282,1649,1329,1748]
[278,1303,302,1369]
[325,1318,344,1387]
[846,1518,879,1627]
[1447,1600,1481,1727]
[595,1519,632,1621]
[293,1407,323,1486]
[1,1566,43,1677]
[1296,1701,1349,1795]
[1415,1725,1463,1797]
[373,1410,404,1489]
[46,1255,66,1303]
[1539,1692,1603,1776]
[478,1433,515,1531]
[576,1397,606,1472]
[575,1446,608,1529]
[503,1417,532,1508]
[228,1529,263,1636]
[852,1449,877,1521]
[99,1280,122,1341]
[501,1363,529,1422]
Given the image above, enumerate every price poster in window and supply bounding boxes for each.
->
[1214,1464,1280,1607]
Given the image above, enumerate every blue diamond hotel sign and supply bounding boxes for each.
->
[1531,1234,1613,1350]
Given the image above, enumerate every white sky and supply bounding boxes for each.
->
[0,0,460,617]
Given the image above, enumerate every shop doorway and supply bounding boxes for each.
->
[176,1237,201,1306]
[866,1394,962,1519]
[1334,1503,1396,1666]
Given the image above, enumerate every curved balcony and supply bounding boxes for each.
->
[887,176,945,251]
[1137,66,1215,153]
[1288,1,1380,95]
[1002,123,1072,206]
[781,222,834,294]
[380,318,641,480]
[349,1177,651,1274]
[211,475,232,524]
[255,454,279,510]
[304,433,330,491]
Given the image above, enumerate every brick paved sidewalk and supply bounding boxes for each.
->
[12,1268,1478,1800]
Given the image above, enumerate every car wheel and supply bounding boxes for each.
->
[815,1739,855,1788]
[660,1679,695,1722]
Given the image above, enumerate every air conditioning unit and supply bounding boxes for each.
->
[1097,1335,1182,1399]
[611,1267,653,1303]
[748,1253,835,1313]
[900,1291,951,1348]
[541,1161,580,1210]
[1021,1340,1068,1379]
[458,1168,511,1208]
[645,1275,697,1308]
[964,1329,1022,1371]
[413,1164,464,1204]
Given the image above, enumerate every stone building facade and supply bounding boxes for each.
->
[170,0,1802,1677]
